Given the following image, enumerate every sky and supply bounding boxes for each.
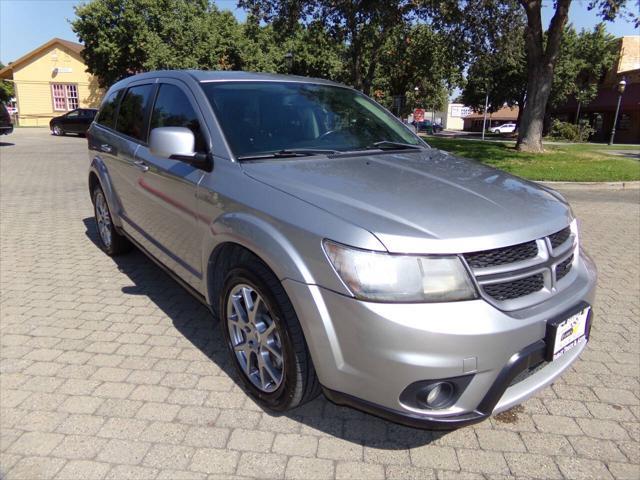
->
[1,0,638,65]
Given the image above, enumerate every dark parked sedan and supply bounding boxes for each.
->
[412,120,443,134]
[50,108,97,136]
[0,104,13,135]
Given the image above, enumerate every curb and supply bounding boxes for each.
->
[540,181,640,190]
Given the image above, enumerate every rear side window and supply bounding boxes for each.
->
[96,89,122,129]
[150,84,206,152]
[116,84,155,141]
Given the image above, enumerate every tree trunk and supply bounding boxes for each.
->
[517,65,554,151]
[574,101,581,124]
[515,91,526,130]
[516,0,572,152]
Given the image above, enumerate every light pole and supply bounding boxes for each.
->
[608,77,626,145]
[284,52,294,74]
[481,92,489,141]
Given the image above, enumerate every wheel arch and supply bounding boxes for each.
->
[202,212,320,318]
[88,158,124,228]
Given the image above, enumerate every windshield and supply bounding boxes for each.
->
[201,81,423,159]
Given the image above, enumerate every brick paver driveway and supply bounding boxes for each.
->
[1,128,639,480]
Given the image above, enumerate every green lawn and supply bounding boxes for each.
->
[423,136,640,182]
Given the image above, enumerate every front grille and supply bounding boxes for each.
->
[556,254,574,281]
[549,227,571,249]
[483,274,544,301]
[464,241,538,269]
[466,224,575,307]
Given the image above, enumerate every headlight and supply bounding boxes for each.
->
[323,240,477,302]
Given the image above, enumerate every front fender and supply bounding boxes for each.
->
[202,211,330,305]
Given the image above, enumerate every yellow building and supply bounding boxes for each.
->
[0,38,102,127]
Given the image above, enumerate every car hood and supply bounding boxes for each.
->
[241,149,573,254]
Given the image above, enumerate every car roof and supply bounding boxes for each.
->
[108,70,348,92]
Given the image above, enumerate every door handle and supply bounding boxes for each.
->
[100,144,112,153]
[134,160,149,172]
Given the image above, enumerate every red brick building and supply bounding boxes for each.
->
[552,36,640,144]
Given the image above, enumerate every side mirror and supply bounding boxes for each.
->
[149,127,210,169]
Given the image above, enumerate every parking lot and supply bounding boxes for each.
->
[1,128,638,480]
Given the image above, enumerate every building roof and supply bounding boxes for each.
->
[0,38,84,79]
[463,106,519,121]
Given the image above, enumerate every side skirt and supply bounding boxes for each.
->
[120,229,211,310]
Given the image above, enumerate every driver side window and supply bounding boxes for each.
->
[150,84,206,153]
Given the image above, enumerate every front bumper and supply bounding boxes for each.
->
[0,124,13,135]
[283,250,597,429]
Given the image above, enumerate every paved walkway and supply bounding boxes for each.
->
[1,128,639,479]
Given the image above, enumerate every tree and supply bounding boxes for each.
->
[238,0,421,94]
[239,19,345,79]
[374,23,461,116]
[515,0,635,152]
[548,24,618,122]
[0,63,15,104]
[72,0,244,87]
[461,24,527,127]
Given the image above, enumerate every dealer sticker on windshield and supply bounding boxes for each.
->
[546,306,591,361]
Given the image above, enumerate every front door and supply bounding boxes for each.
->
[132,81,209,288]
[62,109,82,133]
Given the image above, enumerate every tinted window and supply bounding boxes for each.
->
[201,82,420,158]
[66,110,80,118]
[150,84,205,152]
[116,84,155,141]
[96,90,122,129]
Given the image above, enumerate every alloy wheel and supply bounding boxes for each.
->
[226,284,284,393]
[95,191,112,248]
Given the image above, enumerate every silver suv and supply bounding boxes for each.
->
[87,71,597,428]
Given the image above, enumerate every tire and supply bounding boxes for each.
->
[220,252,320,411]
[92,185,132,256]
[52,125,64,136]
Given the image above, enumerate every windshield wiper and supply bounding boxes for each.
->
[237,148,340,161]
[369,141,422,150]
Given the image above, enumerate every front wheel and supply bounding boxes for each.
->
[52,125,64,136]
[220,257,320,411]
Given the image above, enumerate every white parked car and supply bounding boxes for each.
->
[490,123,516,133]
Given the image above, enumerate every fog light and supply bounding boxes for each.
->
[399,375,473,412]
[424,382,454,409]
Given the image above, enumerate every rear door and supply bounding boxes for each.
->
[132,80,208,288]
[108,82,157,241]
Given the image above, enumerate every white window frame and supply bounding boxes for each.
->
[51,83,79,111]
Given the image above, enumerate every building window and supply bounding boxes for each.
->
[617,113,631,131]
[51,83,79,111]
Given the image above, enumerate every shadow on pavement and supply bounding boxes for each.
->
[0,141,15,147]
[82,217,446,449]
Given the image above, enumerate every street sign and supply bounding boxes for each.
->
[414,108,425,122]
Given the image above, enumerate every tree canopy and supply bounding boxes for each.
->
[0,63,15,104]
[70,0,635,149]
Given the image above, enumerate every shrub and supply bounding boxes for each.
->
[548,119,595,142]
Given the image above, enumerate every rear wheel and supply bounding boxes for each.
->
[92,185,131,256]
[220,253,320,411]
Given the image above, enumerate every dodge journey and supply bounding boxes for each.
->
[87,71,597,428]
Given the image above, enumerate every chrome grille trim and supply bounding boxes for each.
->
[463,225,578,310]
